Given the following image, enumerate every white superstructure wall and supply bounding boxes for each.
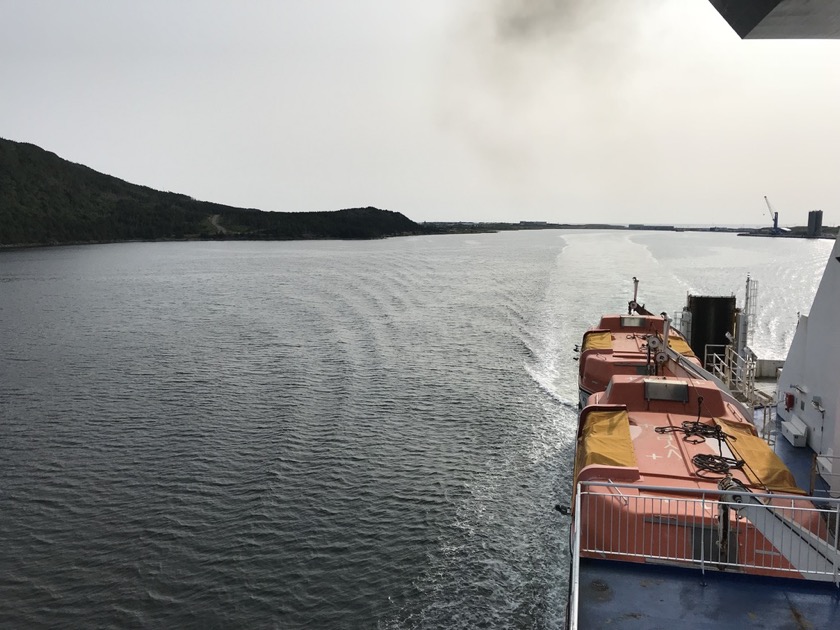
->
[777,233,840,494]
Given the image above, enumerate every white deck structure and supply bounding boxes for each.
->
[777,233,840,496]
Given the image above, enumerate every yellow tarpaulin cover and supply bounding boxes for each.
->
[668,335,696,358]
[582,331,612,352]
[714,418,804,495]
[575,409,638,481]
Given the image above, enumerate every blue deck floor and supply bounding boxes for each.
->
[756,410,830,496]
[578,558,840,629]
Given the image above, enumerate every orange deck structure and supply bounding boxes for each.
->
[577,314,700,408]
[572,375,834,581]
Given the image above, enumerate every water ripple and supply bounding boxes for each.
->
[0,234,828,628]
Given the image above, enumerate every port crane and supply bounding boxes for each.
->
[764,196,782,235]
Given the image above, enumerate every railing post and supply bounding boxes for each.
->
[700,493,706,584]
[570,483,583,629]
[835,502,840,587]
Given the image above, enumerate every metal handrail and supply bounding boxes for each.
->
[701,343,767,407]
[811,454,840,498]
[568,484,582,630]
[568,480,840,583]
[578,480,840,502]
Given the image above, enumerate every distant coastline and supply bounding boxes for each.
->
[3,220,835,250]
[425,221,839,239]
[2,137,836,249]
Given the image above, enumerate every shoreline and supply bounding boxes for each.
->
[3,224,836,252]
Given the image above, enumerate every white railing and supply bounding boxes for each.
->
[705,344,759,403]
[567,484,582,630]
[811,455,840,498]
[570,482,840,583]
[758,404,776,446]
[667,348,756,424]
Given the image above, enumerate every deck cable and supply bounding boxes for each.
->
[691,453,746,474]
[654,394,747,475]
[654,420,735,445]
[651,393,775,491]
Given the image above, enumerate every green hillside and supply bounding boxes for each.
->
[0,138,428,246]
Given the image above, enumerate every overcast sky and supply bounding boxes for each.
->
[2,0,840,225]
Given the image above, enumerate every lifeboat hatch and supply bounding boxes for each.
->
[644,379,689,403]
[620,315,649,328]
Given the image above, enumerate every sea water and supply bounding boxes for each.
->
[0,230,830,628]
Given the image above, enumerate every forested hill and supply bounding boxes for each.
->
[0,138,429,246]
